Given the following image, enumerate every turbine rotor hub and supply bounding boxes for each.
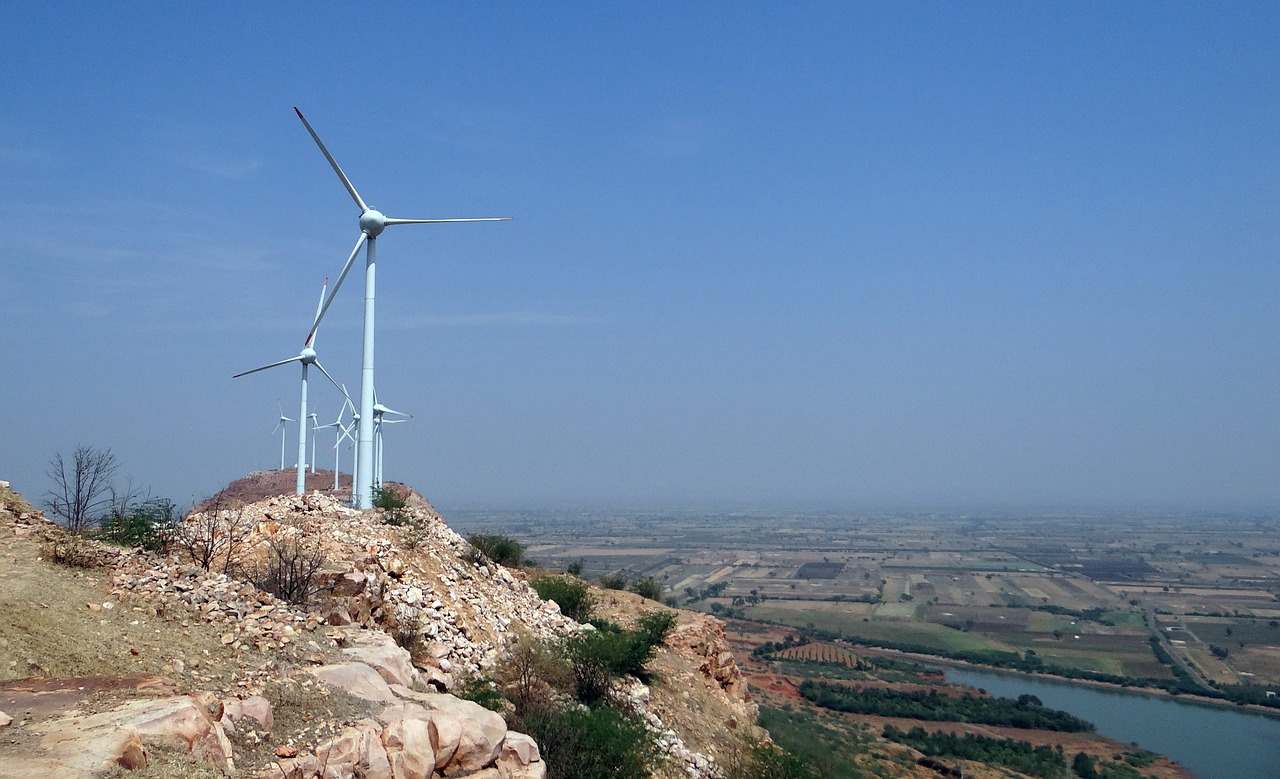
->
[359,208,387,237]
[300,347,317,364]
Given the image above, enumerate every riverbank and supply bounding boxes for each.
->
[837,639,1280,720]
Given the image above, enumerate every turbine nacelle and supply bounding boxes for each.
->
[359,208,388,238]
[300,347,318,364]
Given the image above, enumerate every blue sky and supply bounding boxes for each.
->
[2,3,1277,512]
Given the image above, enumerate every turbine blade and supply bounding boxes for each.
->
[294,107,368,212]
[308,277,328,349]
[305,232,367,346]
[378,405,412,419]
[312,360,346,396]
[234,356,301,378]
[383,217,512,226]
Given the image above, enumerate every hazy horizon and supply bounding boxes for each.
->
[3,4,1277,513]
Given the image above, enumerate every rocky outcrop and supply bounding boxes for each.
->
[0,694,233,779]
[266,645,545,779]
[667,613,750,700]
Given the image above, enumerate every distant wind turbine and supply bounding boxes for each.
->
[370,396,412,488]
[235,278,347,495]
[271,407,294,471]
[316,389,357,490]
[308,412,319,474]
[294,107,510,509]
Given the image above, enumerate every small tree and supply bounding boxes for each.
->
[44,446,118,533]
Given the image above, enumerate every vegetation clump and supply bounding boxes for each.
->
[801,682,1095,732]
[99,497,178,552]
[531,574,596,621]
[467,533,525,567]
[882,725,1067,779]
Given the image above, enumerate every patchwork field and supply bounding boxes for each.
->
[450,508,1280,688]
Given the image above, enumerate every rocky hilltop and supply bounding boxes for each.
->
[0,480,757,779]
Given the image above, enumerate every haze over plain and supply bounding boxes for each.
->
[1,3,1277,511]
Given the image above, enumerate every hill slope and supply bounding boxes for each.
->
[0,481,760,779]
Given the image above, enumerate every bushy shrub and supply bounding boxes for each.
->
[566,616,673,702]
[599,572,628,590]
[724,739,819,779]
[468,533,525,567]
[495,633,574,713]
[523,705,660,779]
[531,575,596,622]
[629,576,663,601]
[99,497,178,552]
[371,485,408,511]
[636,610,678,646]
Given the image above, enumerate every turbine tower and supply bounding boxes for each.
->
[294,107,510,509]
[235,279,347,495]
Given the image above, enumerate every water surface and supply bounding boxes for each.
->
[941,666,1280,779]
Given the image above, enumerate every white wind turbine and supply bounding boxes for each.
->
[316,390,357,491]
[308,412,320,474]
[294,107,510,509]
[235,278,347,495]
[271,407,294,471]
[371,396,413,488]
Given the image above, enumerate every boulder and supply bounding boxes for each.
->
[382,716,435,779]
[308,662,398,702]
[29,695,233,777]
[343,632,421,689]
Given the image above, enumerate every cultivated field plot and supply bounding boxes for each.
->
[743,601,877,634]
[1231,646,1280,683]
[1108,586,1280,618]
[1178,616,1280,649]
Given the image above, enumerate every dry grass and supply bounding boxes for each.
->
[102,743,228,779]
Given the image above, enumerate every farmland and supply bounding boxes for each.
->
[449,508,1280,689]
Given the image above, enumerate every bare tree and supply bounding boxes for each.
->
[178,491,254,574]
[44,446,118,533]
[253,520,326,606]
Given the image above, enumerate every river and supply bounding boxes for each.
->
[940,666,1280,779]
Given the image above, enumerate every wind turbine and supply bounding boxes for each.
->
[308,412,320,474]
[271,408,294,471]
[235,278,347,495]
[294,107,510,509]
[370,397,412,488]
[316,390,357,490]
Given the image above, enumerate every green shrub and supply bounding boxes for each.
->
[636,610,678,646]
[725,739,820,779]
[372,485,411,525]
[599,572,628,590]
[99,497,178,552]
[531,575,596,622]
[629,576,663,601]
[566,617,672,702]
[566,559,585,576]
[454,676,509,713]
[523,705,660,779]
[468,533,525,567]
